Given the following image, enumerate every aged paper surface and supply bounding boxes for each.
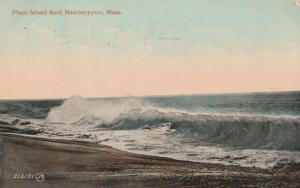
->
[0,0,300,187]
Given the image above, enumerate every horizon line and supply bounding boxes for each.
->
[0,89,299,101]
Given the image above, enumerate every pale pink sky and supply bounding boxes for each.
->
[0,48,299,99]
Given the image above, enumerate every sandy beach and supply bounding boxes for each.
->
[0,133,298,188]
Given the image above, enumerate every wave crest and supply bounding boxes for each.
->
[46,96,148,123]
[46,96,300,151]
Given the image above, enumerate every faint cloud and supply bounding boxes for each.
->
[99,27,149,47]
[7,24,152,58]
[292,0,300,7]
[158,36,182,41]
[66,26,152,53]
[7,23,65,55]
[68,27,91,39]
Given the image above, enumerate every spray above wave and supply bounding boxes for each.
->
[47,96,149,124]
[47,96,300,151]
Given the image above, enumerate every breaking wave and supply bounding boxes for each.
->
[46,96,300,151]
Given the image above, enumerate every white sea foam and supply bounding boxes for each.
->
[2,95,300,169]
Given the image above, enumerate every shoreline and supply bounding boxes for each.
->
[0,133,299,187]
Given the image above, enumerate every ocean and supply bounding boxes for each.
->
[1,91,300,168]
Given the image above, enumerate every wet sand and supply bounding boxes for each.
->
[0,133,299,188]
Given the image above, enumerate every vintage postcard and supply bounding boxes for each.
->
[0,0,300,187]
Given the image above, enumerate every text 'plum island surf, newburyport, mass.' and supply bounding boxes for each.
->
[12,9,122,16]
